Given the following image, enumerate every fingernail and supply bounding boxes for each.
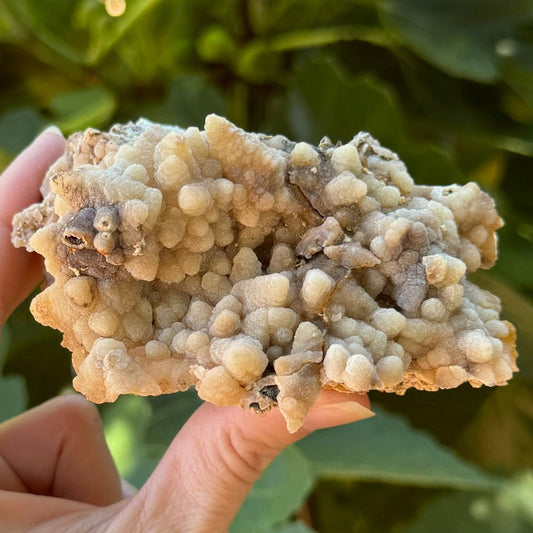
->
[303,401,375,432]
[316,401,375,420]
[40,125,64,138]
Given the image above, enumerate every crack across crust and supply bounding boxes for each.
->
[11,115,518,432]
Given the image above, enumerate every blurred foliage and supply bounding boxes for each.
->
[1,0,533,531]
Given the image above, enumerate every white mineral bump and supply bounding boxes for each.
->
[88,310,119,337]
[457,329,494,363]
[178,184,212,217]
[323,344,350,383]
[376,356,404,387]
[301,269,335,309]
[371,308,406,339]
[63,276,96,306]
[342,354,374,391]
[222,337,268,384]
[326,171,367,206]
[145,340,171,360]
[331,144,361,174]
[291,142,319,167]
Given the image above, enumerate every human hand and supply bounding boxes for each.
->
[0,129,374,533]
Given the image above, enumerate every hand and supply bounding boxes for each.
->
[0,129,374,533]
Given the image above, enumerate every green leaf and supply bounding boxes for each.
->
[103,390,201,487]
[377,0,533,82]
[141,74,226,128]
[296,407,498,490]
[308,479,447,533]
[0,376,26,423]
[196,25,237,64]
[501,52,533,116]
[237,41,282,84]
[288,57,403,147]
[126,454,161,489]
[458,383,533,471]
[487,229,533,296]
[230,446,315,533]
[0,324,27,423]
[267,522,316,533]
[50,86,116,134]
[288,56,463,184]
[0,0,25,42]
[247,0,369,37]
[84,0,164,64]
[102,395,152,479]
[3,0,86,64]
[144,389,203,447]
[269,25,391,52]
[0,107,46,155]
[399,473,533,533]
[5,297,72,407]
[248,0,329,36]
[0,325,10,365]
[0,150,12,172]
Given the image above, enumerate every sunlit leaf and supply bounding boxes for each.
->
[102,395,152,478]
[0,0,25,42]
[84,0,164,64]
[103,391,200,487]
[196,25,237,65]
[269,25,390,52]
[237,41,282,84]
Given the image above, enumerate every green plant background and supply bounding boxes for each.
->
[1,1,533,531]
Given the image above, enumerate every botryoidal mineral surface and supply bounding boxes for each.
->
[12,116,518,431]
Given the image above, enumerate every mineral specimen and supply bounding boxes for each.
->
[11,116,518,432]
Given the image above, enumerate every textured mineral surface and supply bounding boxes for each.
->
[12,116,518,431]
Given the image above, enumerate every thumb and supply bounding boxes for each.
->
[0,126,65,325]
[116,391,373,532]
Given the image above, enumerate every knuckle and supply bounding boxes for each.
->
[216,422,276,486]
[49,394,103,432]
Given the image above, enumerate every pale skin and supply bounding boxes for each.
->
[0,129,374,533]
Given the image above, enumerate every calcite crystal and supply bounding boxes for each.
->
[12,116,518,431]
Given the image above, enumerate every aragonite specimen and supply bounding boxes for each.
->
[12,115,518,431]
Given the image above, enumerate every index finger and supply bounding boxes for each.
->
[0,128,65,323]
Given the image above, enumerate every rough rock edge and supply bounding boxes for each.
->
[12,115,518,432]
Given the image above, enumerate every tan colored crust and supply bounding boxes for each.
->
[12,116,518,432]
